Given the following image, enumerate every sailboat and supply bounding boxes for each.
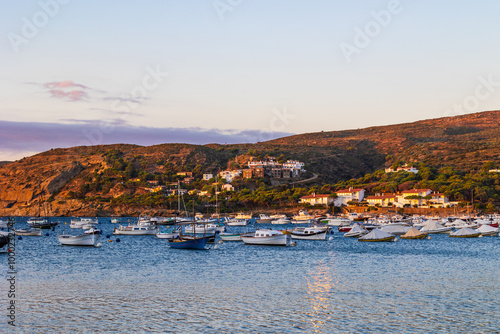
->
[27,196,58,229]
[167,201,211,249]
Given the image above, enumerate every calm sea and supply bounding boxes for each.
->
[1,217,499,333]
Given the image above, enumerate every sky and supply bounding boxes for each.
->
[2,0,500,161]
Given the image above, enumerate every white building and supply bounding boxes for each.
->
[203,173,213,181]
[222,184,234,192]
[334,188,365,206]
[219,170,242,183]
[299,193,333,206]
[385,164,419,174]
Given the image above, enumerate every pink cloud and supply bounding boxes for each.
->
[49,89,88,101]
[44,81,88,90]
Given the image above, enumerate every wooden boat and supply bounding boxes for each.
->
[219,233,242,241]
[58,233,99,246]
[167,222,211,249]
[27,217,58,229]
[241,229,288,246]
[290,226,328,240]
[14,228,42,236]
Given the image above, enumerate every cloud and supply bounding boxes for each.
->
[44,81,88,90]
[48,89,89,101]
[0,120,295,161]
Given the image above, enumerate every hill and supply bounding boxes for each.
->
[1,110,500,216]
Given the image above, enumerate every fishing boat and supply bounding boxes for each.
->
[241,229,288,246]
[449,227,481,238]
[58,233,99,246]
[226,218,247,226]
[156,225,181,239]
[113,217,157,235]
[70,217,98,229]
[83,227,101,235]
[27,217,58,229]
[14,228,42,236]
[400,227,428,239]
[290,226,329,240]
[167,222,211,249]
[358,229,396,242]
[219,232,242,241]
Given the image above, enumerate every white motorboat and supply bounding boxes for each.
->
[420,221,453,234]
[290,226,328,240]
[58,233,99,246]
[270,214,287,220]
[14,228,42,236]
[256,214,272,223]
[219,233,242,241]
[476,224,499,236]
[322,217,351,226]
[271,218,291,225]
[292,210,316,221]
[111,217,120,224]
[84,227,101,235]
[226,218,247,226]
[241,229,288,246]
[344,224,368,238]
[70,217,98,229]
[113,224,157,235]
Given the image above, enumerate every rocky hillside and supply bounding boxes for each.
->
[1,110,500,216]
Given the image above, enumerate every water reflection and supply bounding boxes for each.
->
[303,254,338,333]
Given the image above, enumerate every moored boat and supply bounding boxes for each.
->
[241,229,288,246]
[358,229,395,242]
[14,228,42,236]
[400,227,428,240]
[58,233,99,246]
[27,217,58,229]
[420,221,453,234]
[344,223,368,238]
[271,218,291,225]
[219,233,242,241]
[290,226,328,240]
[449,227,481,238]
[476,224,499,236]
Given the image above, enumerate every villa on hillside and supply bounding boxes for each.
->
[364,189,453,208]
[299,193,334,206]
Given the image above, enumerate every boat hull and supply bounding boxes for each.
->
[113,227,157,235]
[58,234,98,246]
[290,230,327,240]
[15,229,42,236]
[400,234,428,240]
[241,234,287,246]
[168,237,209,249]
[219,233,242,241]
[358,236,395,242]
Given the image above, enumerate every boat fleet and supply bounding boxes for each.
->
[1,211,499,251]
